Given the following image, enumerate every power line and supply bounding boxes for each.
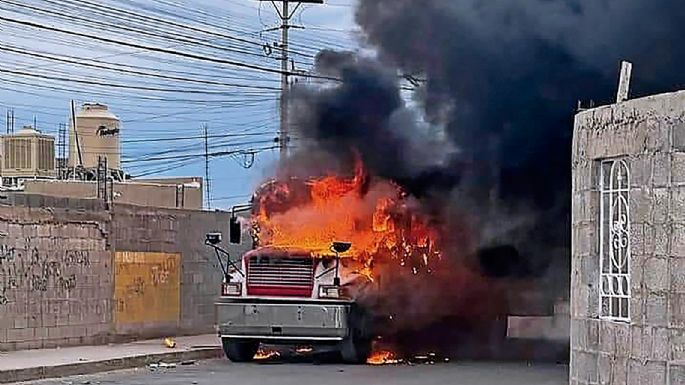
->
[0,43,281,91]
[0,15,340,81]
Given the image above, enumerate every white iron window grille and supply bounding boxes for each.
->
[599,159,631,322]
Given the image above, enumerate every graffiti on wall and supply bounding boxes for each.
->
[0,237,93,305]
[114,252,180,326]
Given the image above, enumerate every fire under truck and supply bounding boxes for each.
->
[205,210,377,364]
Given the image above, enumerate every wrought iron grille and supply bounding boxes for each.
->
[599,159,631,322]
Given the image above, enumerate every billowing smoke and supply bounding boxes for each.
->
[275,0,685,356]
[286,0,685,285]
[352,0,685,270]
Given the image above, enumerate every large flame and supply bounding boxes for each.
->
[252,160,441,280]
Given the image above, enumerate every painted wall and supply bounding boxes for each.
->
[0,194,229,351]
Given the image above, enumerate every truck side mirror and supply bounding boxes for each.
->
[229,216,241,244]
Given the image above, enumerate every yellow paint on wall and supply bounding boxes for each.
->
[114,252,181,325]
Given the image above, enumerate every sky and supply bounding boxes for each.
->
[0,0,360,209]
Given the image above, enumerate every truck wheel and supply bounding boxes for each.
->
[340,305,373,364]
[340,335,372,364]
[221,338,259,362]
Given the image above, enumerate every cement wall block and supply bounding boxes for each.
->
[673,224,685,257]
[628,359,668,385]
[578,351,599,384]
[652,152,670,187]
[598,353,612,385]
[630,155,652,188]
[645,294,669,327]
[6,327,34,342]
[610,357,629,385]
[650,327,670,361]
[630,188,652,224]
[673,152,685,184]
[654,224,670,256]
[670,362,685,385]
[570,349,580,381]
[672,187,685,222]
[644,257,670,293]
[672,328,685,361]
[673,258,685,293]
[631,224,646,258]
[615,322,631,358]
[672,293,685,328]
[630,325,648,360]
[573,160,593,192]
[652,189,669,224]
[631,296,645,326]
[674,119,685,151]
[580,253,600,286]
[599,321,617,354]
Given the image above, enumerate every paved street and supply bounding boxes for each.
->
[30,359,568,385]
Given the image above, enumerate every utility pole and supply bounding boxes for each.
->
[258,0,324,158]
[58,123,66,179]
[203,123,211,210]
[71,100,83,167]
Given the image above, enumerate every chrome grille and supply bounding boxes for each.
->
[247,257,314,289]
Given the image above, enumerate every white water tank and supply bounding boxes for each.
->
[69,103,121,170]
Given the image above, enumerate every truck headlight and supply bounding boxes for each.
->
[318,285,341,299]
[222,282,242,296]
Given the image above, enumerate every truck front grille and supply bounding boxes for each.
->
[246,256,314,297]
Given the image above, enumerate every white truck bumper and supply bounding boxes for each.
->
[216,297,353,342]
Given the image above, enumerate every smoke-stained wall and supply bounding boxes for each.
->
[571,90,685,385]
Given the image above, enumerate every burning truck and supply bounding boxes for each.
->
[205,161,536,363]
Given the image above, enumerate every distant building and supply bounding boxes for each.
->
[0,103,205,210]
[23,177,204,210]
[0,125,56,189]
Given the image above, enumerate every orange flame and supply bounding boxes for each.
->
[366,350,400,365]
[253,348,280,360]
[252,161,442,281]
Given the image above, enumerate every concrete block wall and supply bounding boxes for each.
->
[0,195,231,352]
[0,198,112,351]
[110,205,229,338]
[571,90,685,385]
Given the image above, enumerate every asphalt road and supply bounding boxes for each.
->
[30,359,568,385]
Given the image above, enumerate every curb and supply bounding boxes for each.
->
[0,347,222,384]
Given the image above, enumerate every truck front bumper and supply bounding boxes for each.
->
[215,297,352,342]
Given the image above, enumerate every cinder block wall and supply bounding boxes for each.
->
[110,205,228,338]
[0,197,112,351]
[0,195,230,351]
[571,90,685,385]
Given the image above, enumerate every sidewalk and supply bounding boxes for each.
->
[0,334,222,384]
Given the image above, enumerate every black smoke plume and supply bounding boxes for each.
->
[279,0,685,357]
[287,0,685,285]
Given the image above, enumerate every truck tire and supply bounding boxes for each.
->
[340,305,373,364]
[221,338,259,362]
[340,335,372,364]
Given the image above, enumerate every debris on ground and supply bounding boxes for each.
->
[163,337,176,348]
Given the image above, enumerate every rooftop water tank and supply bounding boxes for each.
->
[69,103,121,170]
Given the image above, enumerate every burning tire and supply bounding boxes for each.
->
[221,338,259,362]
